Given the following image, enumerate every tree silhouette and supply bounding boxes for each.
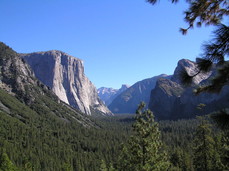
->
[147,0,229,130]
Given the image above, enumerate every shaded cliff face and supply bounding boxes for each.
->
[98,84,129,106]
[149,78,184,119]
[172,59,212,84]
[21,51,111,115]
[0,42,37,100]
[108,74,169,114]
[149,59,229,120]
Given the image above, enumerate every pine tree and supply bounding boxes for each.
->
[108,163,115,171]
[221,132,229,169]
[147,0,228,33]
[117,102,170,171]
[62,162,73,171]
[216,131,229,170]
[170,148,183,170]
[192,117,223,171]
[0,152,17,171]
[100,160,108,171]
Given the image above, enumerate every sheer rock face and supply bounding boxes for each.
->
[149,78,184,119]
[0,42,37,97]
[21,50,112,115]
[149,59,229,120]
[172,59,212,85]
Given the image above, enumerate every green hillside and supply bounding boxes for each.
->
[0,87,130,170]
[0,42,129,170]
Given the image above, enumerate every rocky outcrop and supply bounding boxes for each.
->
[98,84,129,106]
[171,59,212,85]
[0,42,39,103]
[149,59,229,120]
[108,74,169,114]
[20,50,112,115]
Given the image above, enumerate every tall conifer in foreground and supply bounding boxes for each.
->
[117,102,170,171]
[0,151,18,171]
[193,117,224,171]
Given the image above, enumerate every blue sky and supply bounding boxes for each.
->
[0,0,214,89]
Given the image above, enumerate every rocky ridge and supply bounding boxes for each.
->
[98,84,129,106]
[0,42,96,126]
[108,74,169,114]
[21,50,112,115]
[149,59,229,119]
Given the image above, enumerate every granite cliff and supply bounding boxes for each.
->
[149,59,229,119]
[0,42,95,126]
[21,51,111,115]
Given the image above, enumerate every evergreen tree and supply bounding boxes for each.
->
[192,117,223,171]
[216,131,229,170]
[100,160,108,171]
[170,148,183,170]
[62,163,73,171]
[0,152,17,171]
[221,132,229,169]
[108,163,115,171]
[117,102,170,171]
[147,0,228,33]
[181,152,193,171]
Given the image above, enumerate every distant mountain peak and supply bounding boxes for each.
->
[108,74,169,114]
[98,84,129,106]
[120,84,130,90]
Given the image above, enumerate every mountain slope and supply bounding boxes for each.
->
[0,42,94,126]
[0,42,128,171]
[20,51,111,115]
[108,74,169,114]
[149,59,229,119]
[98,84,129,106]
[0,87,125,171]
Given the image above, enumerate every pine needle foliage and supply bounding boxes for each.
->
[148,0,228,32]
[0,152,18,171]
[183,0,228,32]
[147,0,229,130]
[193,118,215,170]
[117,102,170,171]
[193,117,225,171]
[147,0,229,91]
[179,24,229,92]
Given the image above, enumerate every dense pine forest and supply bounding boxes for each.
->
[1,0,229,170]
[0,89,228,170]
